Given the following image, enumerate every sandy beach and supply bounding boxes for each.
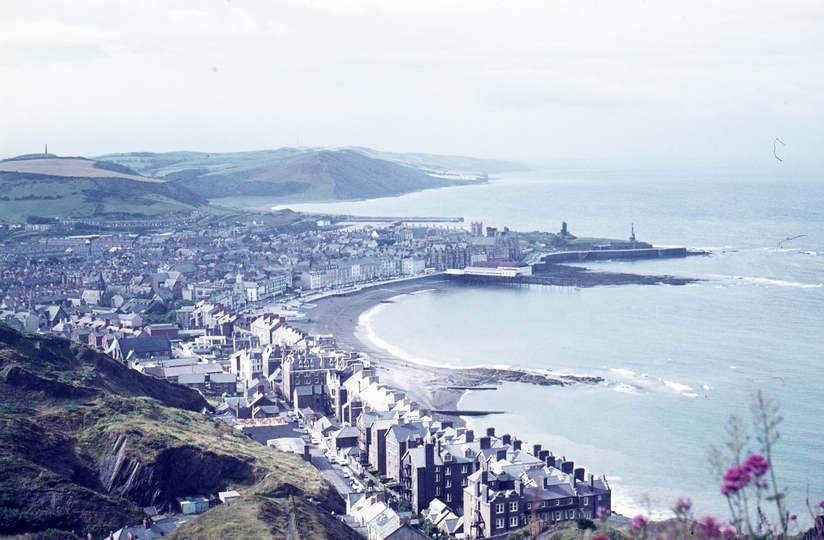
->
[289,275,466,412]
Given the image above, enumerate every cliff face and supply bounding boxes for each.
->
[99,434,254,508]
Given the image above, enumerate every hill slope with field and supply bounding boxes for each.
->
[0,154,207,222]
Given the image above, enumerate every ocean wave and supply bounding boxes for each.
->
[664,380,692,393]
[611,368,637,377]
[705,274,823,289]
[359,304,450,368]
[682,392,700,398]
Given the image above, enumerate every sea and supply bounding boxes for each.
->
[277,164,824,524]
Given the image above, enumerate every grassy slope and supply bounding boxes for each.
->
[0,324,342,539]
[0,172,208,222]
[97,148,509,203]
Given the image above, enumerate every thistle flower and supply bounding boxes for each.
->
[790,514,797,520]
[743,454,770,477]
[593,535,610,540]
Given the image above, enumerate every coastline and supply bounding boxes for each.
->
[287,274,605,418]
[289,275,466,412]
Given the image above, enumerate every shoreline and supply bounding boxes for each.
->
[287,273,609,418]
[289,275,466,413]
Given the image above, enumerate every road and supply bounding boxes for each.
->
[308,446,354,496]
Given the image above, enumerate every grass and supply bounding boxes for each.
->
[167,497,284,540]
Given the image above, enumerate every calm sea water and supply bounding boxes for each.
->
[283,165,824,523]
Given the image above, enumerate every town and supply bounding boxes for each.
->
[0,213,612,539]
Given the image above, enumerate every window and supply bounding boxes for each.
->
[496,519,505,530]
[541,501,547,508]
[555,500,560,506]
[445,480,452,488]
[583,497,589,506]
[435,467,441,473]
[461,478,468,487]
[597,495,603,501]
[510,517,519,527]
[554,512,561,521]
[435,474,441,482]
[445,467,452,475]
[446,493,452,502]
[509,502,518,512]
[568,498,573,505]
[496,503,505,514]
[585,511,592,519]
[567,510,576,519]
[435,487,441,496]
[525,502,532,510]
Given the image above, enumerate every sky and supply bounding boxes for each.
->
[1,0,823,167]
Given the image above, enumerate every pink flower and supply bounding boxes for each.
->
[596,506,611,519]
[721,465,750,495]
[696,516,724,539]
[593,536,610,540]
[790,514,797,520]
[672,496,692,515]
[819,500,824,509]
[630,514,648,531]
[743,454,770,477]
[721,525,737,538]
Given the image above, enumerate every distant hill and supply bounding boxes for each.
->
[97,147,528,201]
[0,323,346,539]
[0,155,208,222]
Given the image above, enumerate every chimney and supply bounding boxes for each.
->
[465,429,474,443]
[496,449,507,461]
[546,456,556,468]
[480,436,491,450]
[502,434,511,445]
[574,468,585,482]
[539,450,549,461]
[513,439,522,451]
[589,474,595,488]
[425,443,434,468]
[532,444,541,457]
[257,384,264,395]
[486,427,495,437]
[303,445,311,462]
[562,461,574,474]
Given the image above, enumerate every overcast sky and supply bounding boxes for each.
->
[1,1,822,166]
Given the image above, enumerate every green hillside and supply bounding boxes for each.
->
[0,323,345,539]
[98,147,526,202]
[0,172,208,222]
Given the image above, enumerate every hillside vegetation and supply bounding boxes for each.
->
[0,155,207,222]
[0,323,345,539]
[98,147,528,202]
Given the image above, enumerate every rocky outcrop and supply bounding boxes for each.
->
[99,434,255,508]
